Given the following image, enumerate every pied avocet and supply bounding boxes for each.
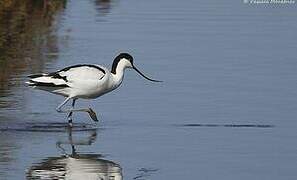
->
[27,53,161,126]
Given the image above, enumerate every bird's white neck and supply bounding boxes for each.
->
[110,60,131,88]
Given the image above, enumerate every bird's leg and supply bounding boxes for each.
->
[56,98,98,122]
[56,97,73,127]
[56,97,71,112]
[68,127,77,157]
[65,108,99,122]
[67,99,76,127]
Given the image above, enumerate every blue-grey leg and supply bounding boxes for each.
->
[56,97,98,123]
[56,97,71,112]
[56,97,73,127]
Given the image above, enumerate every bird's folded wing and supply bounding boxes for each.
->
[27,64,105,88]
[57,65,106,82]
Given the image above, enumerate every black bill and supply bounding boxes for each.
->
[133,66,162,82]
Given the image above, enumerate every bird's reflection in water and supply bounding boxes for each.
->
[26,128,122,180]
[93,0,114,16]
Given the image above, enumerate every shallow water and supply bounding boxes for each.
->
[0,0,297,179]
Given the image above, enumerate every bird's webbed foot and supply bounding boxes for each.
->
[87,108,99,122]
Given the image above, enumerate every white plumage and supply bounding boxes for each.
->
[27,53,161,126]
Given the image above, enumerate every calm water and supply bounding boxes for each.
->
[0,0,297,179]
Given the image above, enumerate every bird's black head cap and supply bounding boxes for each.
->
[111,53,134,74]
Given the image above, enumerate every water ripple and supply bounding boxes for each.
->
[176,123,274,128]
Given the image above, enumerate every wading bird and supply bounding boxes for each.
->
[27,53,161,127]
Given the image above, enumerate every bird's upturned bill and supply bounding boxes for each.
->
[133,66,162,82]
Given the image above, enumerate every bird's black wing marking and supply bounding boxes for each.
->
[55,64,106,80]
[48,72,68,82]
[58,64,106,74]
[28,74,44,78]
[28,72,68,82]
[28,80,69,87]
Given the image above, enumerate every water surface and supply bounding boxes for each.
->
[0,0,297,179]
